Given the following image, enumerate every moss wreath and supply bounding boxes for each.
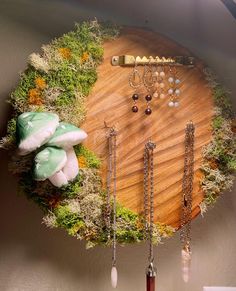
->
[1,20,235,249]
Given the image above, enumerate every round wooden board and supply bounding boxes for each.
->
[82,27,214,229]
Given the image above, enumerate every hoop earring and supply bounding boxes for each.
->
[129,59,142,113]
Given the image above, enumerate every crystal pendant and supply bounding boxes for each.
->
[146,262,157,291]
[111,266,118,288]
[181,248,191,283]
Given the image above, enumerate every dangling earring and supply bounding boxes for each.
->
[143,58,155,115]
[144,141,157,291]
[180,121,195,283]
[152,61,166,100]
[129,59,142,113]
[168,66,180,107]
[106,127,118,289]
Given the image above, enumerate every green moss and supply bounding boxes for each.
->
[74,145,101,169]
[213,86,233,118]
[61,177,82,199]
[116,204,138,222]
[156,222,175,238]
[54,204,82,229]
[68,220,86,236]
[212,116,225,131]
[11,69,44,111]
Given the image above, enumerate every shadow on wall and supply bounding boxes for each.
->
[221,0,236,19]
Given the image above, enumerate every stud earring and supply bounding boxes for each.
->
[143,58,155,115]
[129,59,142,113]
[168,66,181,107]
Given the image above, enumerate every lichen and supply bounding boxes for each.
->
[200,68,236,210]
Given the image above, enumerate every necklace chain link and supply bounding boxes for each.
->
[180,121,195,250]
[144,141,156,264]
[106,128,118,266]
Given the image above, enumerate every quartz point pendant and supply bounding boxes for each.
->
[111,266,118,288]
[181,248,191,283]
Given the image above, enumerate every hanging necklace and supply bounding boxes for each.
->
[180,121,195,283]
[106,127,118,289]
[144,140,157,291]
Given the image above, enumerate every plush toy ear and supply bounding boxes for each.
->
[45,122,87,149]
[17,112,59,155]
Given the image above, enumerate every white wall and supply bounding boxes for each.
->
[0,1,235,291]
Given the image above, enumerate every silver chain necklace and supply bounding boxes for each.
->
[106,127,118,289]
[144,141,157,291]
[180,121,195,283]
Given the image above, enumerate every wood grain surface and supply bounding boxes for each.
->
[82,27,213,228]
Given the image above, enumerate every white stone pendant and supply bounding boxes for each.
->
[111,266,118,288]
[181,248,191,283]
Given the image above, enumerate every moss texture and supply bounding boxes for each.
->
[199,68,236,215]
[1,20,175,247]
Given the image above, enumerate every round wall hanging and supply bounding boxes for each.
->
[1,20,235,252]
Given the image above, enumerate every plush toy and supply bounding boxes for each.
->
[17,112,59,155]
[45,122,87,149]
[16,112,88,187]
[34,147,68,187]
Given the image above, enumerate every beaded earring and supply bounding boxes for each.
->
[152,61,166,100]
[143,59,155,115]
[129,59,142,113]
[167,66,181,107]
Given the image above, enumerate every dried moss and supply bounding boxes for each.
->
[200,69,236,212]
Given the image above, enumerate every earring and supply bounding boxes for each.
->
[167,66,181,107]
[129,59,142,113]
[144,141,157,291]
[106,127,118,289]
[180,121,195,283]
[152,61,166,100]
[143,59,155,115]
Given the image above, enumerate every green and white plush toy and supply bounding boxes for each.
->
[16,113,88,188]
[46,122,87,149]
[34,147,68,187]
[17,112,59,155]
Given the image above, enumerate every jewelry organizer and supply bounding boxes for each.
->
[1,21,235,290]
[83,27,213,228]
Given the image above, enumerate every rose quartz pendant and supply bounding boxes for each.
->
[181,248,191,283]
[111,266,118,288]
